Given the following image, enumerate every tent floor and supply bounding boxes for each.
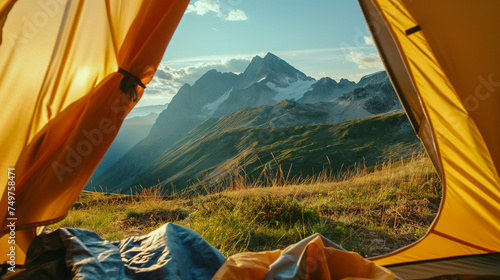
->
[386,253,500,279]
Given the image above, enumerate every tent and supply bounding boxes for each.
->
[0,0,499,279]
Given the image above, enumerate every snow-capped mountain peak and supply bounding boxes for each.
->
[238,52,314,89]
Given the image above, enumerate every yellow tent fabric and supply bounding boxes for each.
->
[0,0,189,264]
[358,0,500,268]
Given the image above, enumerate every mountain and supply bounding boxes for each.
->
[126,103,168,119]
[89,53,402,192]
[298,71,390,103]
[89,103,168,180]
[298,77,356,103]
[237,53,313,88]
[89,113,158,180]
[209,52,316,117]
[338,75,399,115]
[356,71,388,88]
[114,111,420,194]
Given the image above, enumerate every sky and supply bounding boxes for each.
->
[140,0,384,107]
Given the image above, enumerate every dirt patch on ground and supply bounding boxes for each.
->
[363,232,419,256]
[320,198,440,230]
[376,198,440,229]
[318,198,440,257]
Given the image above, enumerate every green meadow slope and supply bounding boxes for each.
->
[127,108,422,194]
[51,153,441,258]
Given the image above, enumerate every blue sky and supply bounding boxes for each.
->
[141,0,384,107]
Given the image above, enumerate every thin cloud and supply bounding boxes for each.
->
[364,36,374,46]
[186,0,221,16]
[165,53,262,67]
[345,51,383,69]
[275,47,376,58]
[165,48,375,67]
[144,58,252,103]
[154,69,174,81]
[186,0,248,21]
[225,9,248,21]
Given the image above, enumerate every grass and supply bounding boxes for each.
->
[49,152,441,258]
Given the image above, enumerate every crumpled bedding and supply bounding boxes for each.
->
[6,223,225,280]
[5,223,398,280]
[213,233,399,280]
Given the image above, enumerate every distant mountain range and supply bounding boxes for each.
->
[126,103,168,119]
[88,53,412,193]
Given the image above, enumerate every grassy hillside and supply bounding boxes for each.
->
[50,153,441,258]
[126,111,422,195]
